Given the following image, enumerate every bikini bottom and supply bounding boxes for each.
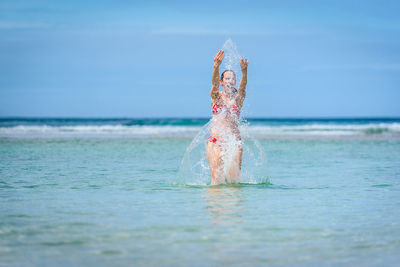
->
[208,136,217,143]
[208,136,241,144]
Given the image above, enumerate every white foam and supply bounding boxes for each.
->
[245,123,400,138]
[0,123,399,138]
[0,125,201,138]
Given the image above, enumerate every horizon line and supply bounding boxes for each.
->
[1,116,400,120]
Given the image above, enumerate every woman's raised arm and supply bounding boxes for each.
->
[210,50,224,105]
[238,58,248,107]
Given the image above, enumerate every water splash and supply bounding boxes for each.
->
[221,38,242,83]
[177,39,269,186]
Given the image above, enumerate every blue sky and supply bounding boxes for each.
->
[1,0,399,117]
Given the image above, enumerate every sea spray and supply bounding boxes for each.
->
[177,39,269,185]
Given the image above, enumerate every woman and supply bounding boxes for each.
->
[207,50,248,185]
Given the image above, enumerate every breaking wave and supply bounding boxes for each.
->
[1,121,399,138]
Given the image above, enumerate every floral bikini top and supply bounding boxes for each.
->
[212,103,240,116]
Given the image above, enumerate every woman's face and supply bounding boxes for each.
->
[221,71,236,93]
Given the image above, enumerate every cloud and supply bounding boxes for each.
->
[302,64,400,71]
[150,26,318,37]
[0,22,50,29]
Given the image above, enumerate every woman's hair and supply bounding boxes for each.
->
[220,70,236,80]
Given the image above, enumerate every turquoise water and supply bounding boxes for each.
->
[1,119,400,266]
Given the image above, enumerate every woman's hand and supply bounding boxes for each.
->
[240,58,249,72]
[214,50,224,68]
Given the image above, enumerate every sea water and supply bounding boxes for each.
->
[1,118,400,266]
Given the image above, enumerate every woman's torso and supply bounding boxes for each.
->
[210,92,241,140]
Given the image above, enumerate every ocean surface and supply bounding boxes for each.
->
[1,117,400,266]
